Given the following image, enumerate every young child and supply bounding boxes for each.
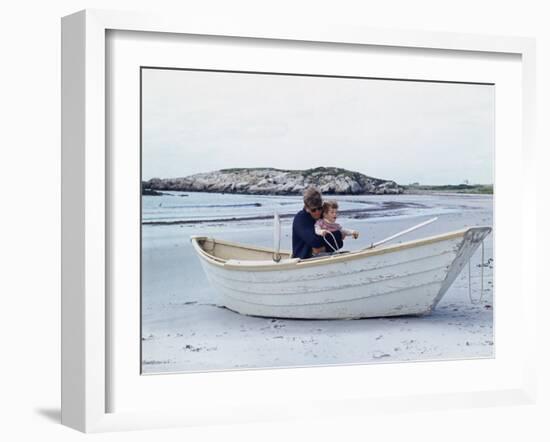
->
[315,200,359,251]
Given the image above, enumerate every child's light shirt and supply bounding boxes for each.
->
[315,218,354,237]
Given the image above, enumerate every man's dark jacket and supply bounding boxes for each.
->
[291,208,343,259]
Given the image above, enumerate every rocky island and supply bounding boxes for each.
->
[143,167,404,196]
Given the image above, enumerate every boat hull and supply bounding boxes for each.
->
[191,227,491,319]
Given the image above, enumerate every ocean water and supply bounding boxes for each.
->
[141,191,491,226]
[141,191,493,310]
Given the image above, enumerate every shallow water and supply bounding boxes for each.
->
[141,193,494,373]
[142,191,490,224]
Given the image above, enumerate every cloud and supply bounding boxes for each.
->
[142,69,494,185]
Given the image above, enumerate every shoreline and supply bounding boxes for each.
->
[141,194,494,374]
[142,200,429,225]
[403,190,493,196]
[143,188,493,198]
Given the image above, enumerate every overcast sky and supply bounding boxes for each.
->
[142,68,494,185]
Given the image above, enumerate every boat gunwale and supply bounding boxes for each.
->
[190,226,491,272]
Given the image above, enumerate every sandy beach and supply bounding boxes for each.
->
[141,192,493,374]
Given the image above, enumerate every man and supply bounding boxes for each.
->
[291,187,343,259]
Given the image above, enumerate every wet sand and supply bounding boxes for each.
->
[141,193,493,374]
[142,200,428,225]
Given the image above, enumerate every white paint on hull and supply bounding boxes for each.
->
[191,227,491,319]
[218,282,442,319]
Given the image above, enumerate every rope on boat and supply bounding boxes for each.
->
[468,239,485,304]
[323,231,342,254]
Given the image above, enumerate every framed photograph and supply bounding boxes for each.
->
[61,9,537,433]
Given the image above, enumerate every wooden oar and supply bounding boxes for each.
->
[364,216,438,249]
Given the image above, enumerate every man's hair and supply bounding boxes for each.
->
[303,186,323,209]
[322,200,339,212]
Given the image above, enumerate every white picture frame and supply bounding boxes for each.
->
[61,9,537,433]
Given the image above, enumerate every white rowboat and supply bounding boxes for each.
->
[190,226,491,319]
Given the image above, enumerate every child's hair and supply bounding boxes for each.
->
[322,200,339,213]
